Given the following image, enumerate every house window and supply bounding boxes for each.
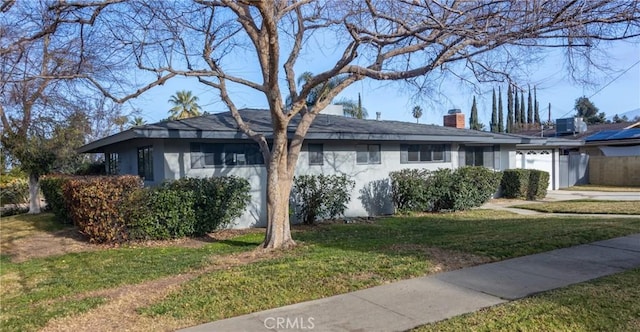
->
[464,146,495,169]
[308,144,324,165]
[190,143,264,168]
[356,144,381,164]
[401,144,446,163]
[107,153,119,175]
[137,146,154,181]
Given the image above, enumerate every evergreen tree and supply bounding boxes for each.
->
[470,96,481,130]
[514,88,520,129]
[498,86,504,132]
[490,88,498,132]
[527,85,533,125]
[507,85,514,133]
[520,89,526,124]
[534,86,540,125]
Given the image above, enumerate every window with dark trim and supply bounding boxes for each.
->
[308,144,324,165]
[107,152,119,175]
[400,144,446,163]
[356,144,381,164]
[464,146,495,168]
[190,143,264,168]
[137,146,154,181]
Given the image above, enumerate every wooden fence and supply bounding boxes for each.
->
[589,156,640,186]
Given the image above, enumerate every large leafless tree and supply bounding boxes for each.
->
[0,0,127,213]
[31,0,640,247]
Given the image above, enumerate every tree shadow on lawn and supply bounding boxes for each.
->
[291,211,640,264]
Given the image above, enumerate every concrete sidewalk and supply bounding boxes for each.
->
[180,234,640,332]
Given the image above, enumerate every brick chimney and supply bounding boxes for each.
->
[443,109,465,128]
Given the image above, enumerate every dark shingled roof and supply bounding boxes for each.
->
[79,109,571,153]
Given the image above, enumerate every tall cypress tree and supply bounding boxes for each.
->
[498,86,504,132]
[490,88,498,132]
[527,85,533,125]
[507,85,514,133]
[520,91,526,124]
[470,96,481,130]
[514,88,520,129]
[534,86,540,125]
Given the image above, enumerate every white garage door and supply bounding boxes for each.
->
[516,150,554,190]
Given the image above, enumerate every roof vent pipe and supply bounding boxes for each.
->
[376,112,381,121]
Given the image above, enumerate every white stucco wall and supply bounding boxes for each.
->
[108,139,520,229]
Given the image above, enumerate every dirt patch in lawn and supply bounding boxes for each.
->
[387,244,493,272]
[41,248,286,332]
[5,228,265,263]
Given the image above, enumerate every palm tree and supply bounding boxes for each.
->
[168,90,201,120]
[412,105,423,123]
[113,115,128,132]
[293,71,347,108]
[336,93,368,119]
[130,116,147,127]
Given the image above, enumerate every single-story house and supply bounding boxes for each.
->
[79,107,579,228]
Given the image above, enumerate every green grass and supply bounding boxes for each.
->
[413,268,640,332]
[3,210,640,331]
[140,210,640,324]
[562,185,640,192]
[513,200,640,215]
[0,214,263,331]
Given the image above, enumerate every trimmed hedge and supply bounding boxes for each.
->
[427,167,503,212]
[390,167,502,213]
[501,169,549,200]
[164,176,251,234]
[40,175,72,223]
[528,170,549,200]
[389,169,431,212]
[292,174,355,224]
[63,175,143,243]
[123,187,196,240]
[501,169,530,199]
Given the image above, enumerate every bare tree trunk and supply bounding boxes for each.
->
[28,173,41,214]
[262,131,296,249]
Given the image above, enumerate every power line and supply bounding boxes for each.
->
[556,59,640,119]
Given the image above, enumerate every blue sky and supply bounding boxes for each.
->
[128,41,640,128]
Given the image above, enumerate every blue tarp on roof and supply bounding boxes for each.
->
[585,128,640,142]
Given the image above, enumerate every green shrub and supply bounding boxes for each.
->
[63,175,142,243]
[164,176,250,234]
[501,169,549,200]
[527,170,549,200]
[501,169,530,199]
[40,175,72,223]
[292,174,355,224]
[0,176,28,206]
[425,167,502,212]
[389,169,431,212]
[390,167,502,213]
[123,187,196,240]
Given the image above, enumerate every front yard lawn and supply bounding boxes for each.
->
[413,268,640,332]
[2,210,640,331]
[513,200,640,215]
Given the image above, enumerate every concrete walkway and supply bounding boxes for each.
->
[180,234,640,332]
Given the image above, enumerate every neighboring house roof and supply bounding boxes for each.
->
[585,128,640,142]
[517,122,636,140]
[79,109,578,153]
